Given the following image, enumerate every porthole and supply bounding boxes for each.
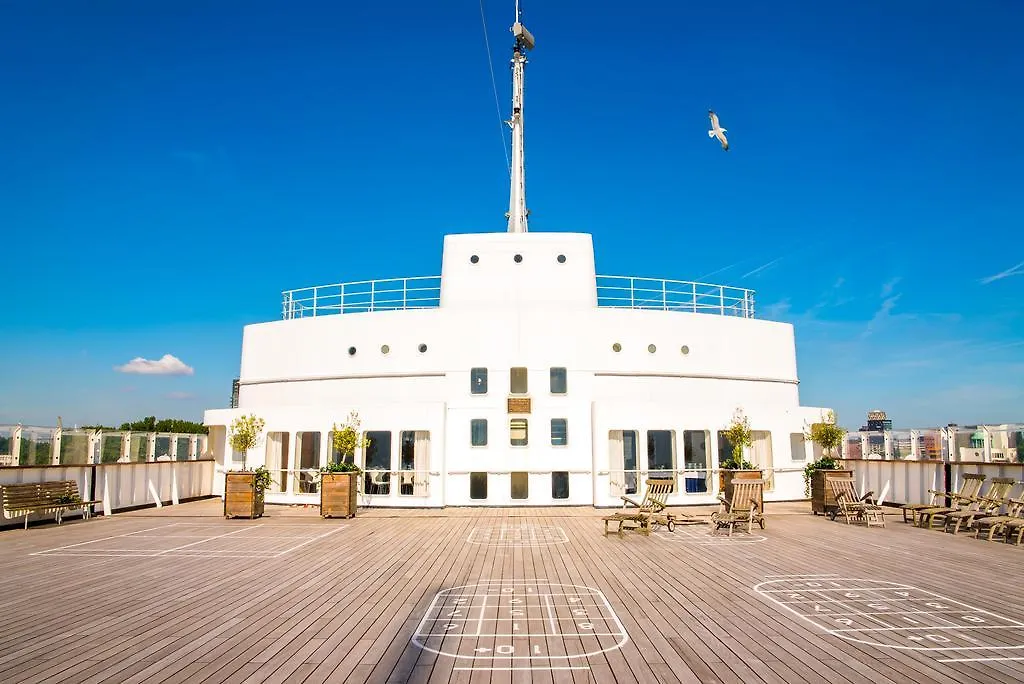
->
[380,344,390,354]
[347,346,357,356]
[513,254,523,263]
[418,343,428,353]
[470,255,479,264]
[680,345,690,355]
[557,254,566,263]
[612,343,622,352]
[648,344,657,353]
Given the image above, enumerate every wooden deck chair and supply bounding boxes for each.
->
[973,498,1024,542]
[914,474,986,529]
[828,477,885,527]
[1003,515,1024,546]
[710,479,764,536]
[603,478,675,536]
[943,478,1016,534]
[901,473,986,524]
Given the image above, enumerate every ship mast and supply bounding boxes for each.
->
[506,1,534,233]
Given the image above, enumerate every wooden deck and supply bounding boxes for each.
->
[2,501,1024,683]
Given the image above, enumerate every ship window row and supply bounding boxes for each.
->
[470,418,568,447]
[470,367,567,395]
[608,428,777,495]
[252,429,431,497]
[469,471,570,500]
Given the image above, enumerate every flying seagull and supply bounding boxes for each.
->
[708,110,729,151]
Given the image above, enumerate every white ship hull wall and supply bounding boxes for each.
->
[205,232,828,507]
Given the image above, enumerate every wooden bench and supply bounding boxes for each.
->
[2,480,101,529]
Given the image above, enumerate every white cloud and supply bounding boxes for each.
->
[115,354,194,376]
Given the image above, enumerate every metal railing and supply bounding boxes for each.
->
[596,276,755,318]
[281,275,756,319]
[282,277,442,319]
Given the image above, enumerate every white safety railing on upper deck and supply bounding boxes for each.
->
[595,276,755,318]
[281,275,756,319]
[282,276,443,319]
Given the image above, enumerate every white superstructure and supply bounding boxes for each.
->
[203,9,830,507]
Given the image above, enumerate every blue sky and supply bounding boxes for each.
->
[1,0,1021,429]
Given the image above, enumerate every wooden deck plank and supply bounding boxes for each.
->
[1,501,1024,683]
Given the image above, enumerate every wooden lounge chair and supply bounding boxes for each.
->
[916,474,988,529]
[1003,515,1024,546]
[603,478,675,536]
[710,478,764,536]
[943,478,1016,534]
[973,497,1024,542]
[901,473,986,524]
[828,476,885,527]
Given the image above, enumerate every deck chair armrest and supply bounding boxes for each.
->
[859,491,876,502]
[927,489,953,498]
[619,495,643,509]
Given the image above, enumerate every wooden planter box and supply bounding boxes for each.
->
[320,471,358,518]
[810,469,854,516]
[720,469,764,510]
[224,471,265,519]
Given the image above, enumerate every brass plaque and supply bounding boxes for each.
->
[507,397,531,414]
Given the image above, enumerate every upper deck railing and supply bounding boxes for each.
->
[281,275,755,319]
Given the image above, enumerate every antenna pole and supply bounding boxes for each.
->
[506,5,533,233]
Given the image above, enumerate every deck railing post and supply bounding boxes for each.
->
[692,282,697,313]
[662,280,667,310]
[370,280,375,312]
[312,287,318,318]
[719,286,725,315]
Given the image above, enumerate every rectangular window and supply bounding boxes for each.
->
[364,430,392,495]
[470,472,488,500]
[551,418,568,446]
[510,367,528,394]
[552,472,569,499]
[265,432,290,493]
[296,431,321,493]
[549,367,567,394]
[751,430,774,490]
[510,418,529,446]
[682,430,709,493]
[790,432,807,462]
[399,430,430,496]
[609,429,639,496]
[647,430,676,490]
[470,367,488,394]
[471,419,488,446]
[511,472,529,499]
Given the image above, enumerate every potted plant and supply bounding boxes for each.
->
[719,410,763,506]
[225,414,269,518]
[320,411,369,518]
[804,411,850,516]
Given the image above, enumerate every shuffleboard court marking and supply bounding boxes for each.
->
[755,574,1024,663]
[654,526,766,544]
[411,580,628,671]
[31,522,346,558]
[466,525,568,546]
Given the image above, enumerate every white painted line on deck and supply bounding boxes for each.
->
[274,526,346,556]
[30,524,178,555]
[156,525,258,554]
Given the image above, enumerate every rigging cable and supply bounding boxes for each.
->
[478,0,511,176]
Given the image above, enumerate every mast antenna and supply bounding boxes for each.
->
[505,1,534,233]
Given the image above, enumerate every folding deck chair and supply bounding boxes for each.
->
[710,478,765,536]
[918,476,1010,531]
[942,477,1017,534]
[828,476,885,527]
[973,497,1024,542]
[603,478,676,536]
[901,473,986,524]
[915,474,987,529]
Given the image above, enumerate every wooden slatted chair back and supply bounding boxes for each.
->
[641,479,674,513]
[726,479,762,514]
[976,478,1017,510]
[827,476,860,504]
[955,474,987,502]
